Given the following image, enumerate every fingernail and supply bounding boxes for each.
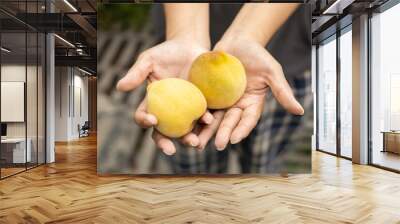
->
[164,148,175,156]
[230,136,242,144]
[146,114,157,125]
[204,113,214,124]
[119,75,132,83]
[190,141,198,147]
[116,80,124,90]
[216,145,226,151]
[295,100,304,115]
[300,106,305,115]
[297,105,304,115]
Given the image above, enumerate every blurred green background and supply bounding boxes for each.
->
[98,4,152,31]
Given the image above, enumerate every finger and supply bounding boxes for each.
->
[179,111,213,147]
[230,101,264,144]
[180,132,200,148]
[116,53,152,91]
[200,111,214,125]
[265,64,304,115]
[197,110,225,150]
[134,99,158,128]
[215,108,242,151]
[152,130,176,155]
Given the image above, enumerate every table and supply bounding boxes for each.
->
[382,131,400,154]
[1,138,31,164]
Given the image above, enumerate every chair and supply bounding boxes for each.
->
[79,121,90,138]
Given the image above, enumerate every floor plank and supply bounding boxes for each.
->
[0,135,399,223]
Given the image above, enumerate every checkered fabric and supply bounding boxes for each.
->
[98,4,312,174]
[170,71,313,174]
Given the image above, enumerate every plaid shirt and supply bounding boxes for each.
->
[169,71,313,174]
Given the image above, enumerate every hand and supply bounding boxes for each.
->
[116,39,213,155]
[194,37,305,151]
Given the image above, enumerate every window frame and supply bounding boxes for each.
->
[367,0,400,173]
[0,0,48,180]
[315,23,353,160]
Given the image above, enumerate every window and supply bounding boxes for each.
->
[317,36,337,154]
[339,28,352,158]
[370,2,400,171]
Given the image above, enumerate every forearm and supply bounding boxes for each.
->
[220,3,299,46]
[164,3,210,48]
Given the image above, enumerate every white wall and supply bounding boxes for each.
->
[72,73,89,138]
[1,82,25,122]
[54,67,89,141]
[55,66,69,141]
[1,65,26,134]
[1,63,46,164]
[1,65,36,137]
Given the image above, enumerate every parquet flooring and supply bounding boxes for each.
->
[1,167,26,178]
[1,135,400,223]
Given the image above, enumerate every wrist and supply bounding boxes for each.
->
[167,30,210,50]
[215,35,282,78]
[219,28,266,47]
[214,34,255,52]
[164,3,210,49]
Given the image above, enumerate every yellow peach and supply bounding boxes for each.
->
[146,78,207,138]
[189,51,246,109]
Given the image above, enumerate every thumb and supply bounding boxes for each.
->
[117,54,152,92]
[265,64,304,115]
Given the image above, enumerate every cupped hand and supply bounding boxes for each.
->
[193,37,305,151]
[117,39,213,155]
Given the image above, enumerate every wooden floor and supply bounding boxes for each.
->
[373,150,400,171]
[1,167,26,178]
[1,163,45,178]
[0,135,400,223]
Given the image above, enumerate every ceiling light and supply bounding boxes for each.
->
[323,0,354,15]
[78,67,92,76]
[76,48,86,55]
[54,34,75,48]
[1,47,11,53]
[63,0,78,12]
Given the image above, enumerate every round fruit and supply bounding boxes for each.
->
[189,51,246,109]
[146,78,207,138]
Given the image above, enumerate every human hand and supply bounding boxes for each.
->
[116,39,213,155]
[193,36,305,151]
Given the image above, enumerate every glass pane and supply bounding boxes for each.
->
[340,29,352,158]
[27,30,38,169]
[317,37,337,154]
[38,32,45,165]
[371,4,400,171]
[1,30,27,177]
[26,0,39,169]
